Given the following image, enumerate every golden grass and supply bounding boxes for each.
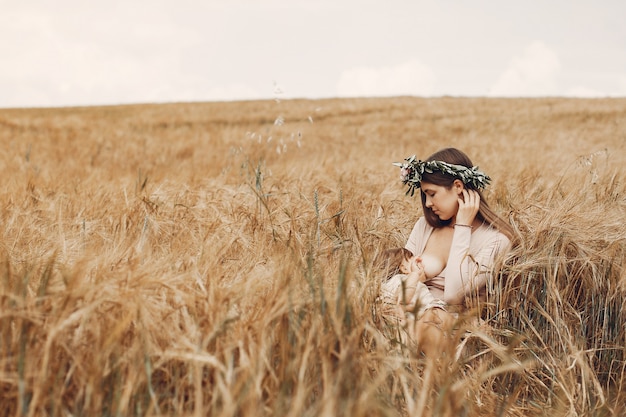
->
[0,97,625,416]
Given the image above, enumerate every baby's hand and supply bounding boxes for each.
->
[409,257,426,282]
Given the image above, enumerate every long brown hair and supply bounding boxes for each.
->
[420,148,514,240]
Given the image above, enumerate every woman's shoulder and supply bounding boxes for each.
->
[475,223,512,250]
[406,217,432,253]
[409,217,432,237]
[412,216,430,229]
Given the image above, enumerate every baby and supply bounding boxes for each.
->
[376,248,445,320]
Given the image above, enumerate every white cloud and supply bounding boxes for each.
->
[336,59,436,97]
[489,41,561,97]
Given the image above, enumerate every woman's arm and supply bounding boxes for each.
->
[443,226,510,304]
[405,217,428,255]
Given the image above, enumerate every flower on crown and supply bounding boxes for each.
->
[393,155,491,196]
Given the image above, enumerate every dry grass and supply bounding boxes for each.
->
[0,97,625,416]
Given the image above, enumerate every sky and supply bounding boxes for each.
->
[1,0,625,108]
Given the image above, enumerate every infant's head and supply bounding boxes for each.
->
[374,247,414,281]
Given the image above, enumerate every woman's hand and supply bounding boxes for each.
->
[456,189,480,227]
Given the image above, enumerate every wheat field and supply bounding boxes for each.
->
[0,97,625,416]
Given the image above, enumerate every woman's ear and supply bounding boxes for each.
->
[452,179,465,194]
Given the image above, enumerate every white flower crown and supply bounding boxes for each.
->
[393,155,491,196]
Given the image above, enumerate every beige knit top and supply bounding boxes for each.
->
[405,217,511,305]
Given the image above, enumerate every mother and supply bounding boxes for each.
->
[386,147,514,357]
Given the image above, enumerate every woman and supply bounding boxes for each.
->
[386,147,514,357]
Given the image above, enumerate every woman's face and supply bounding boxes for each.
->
[420,181,461,222]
